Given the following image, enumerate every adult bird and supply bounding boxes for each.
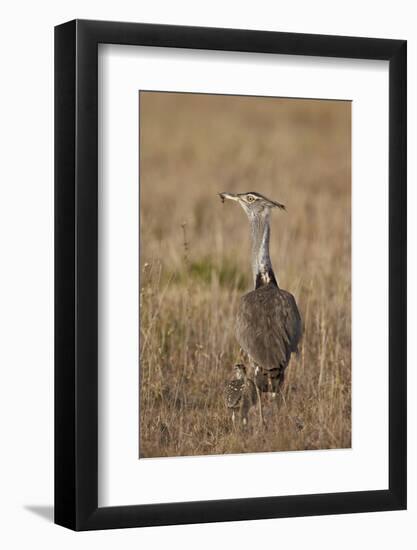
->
[219,192,302,425]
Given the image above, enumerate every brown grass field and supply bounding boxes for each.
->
[139,92,351,458]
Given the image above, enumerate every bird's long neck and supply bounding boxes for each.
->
[250,210,278,289]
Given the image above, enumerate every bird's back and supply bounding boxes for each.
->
[236,283,302,371]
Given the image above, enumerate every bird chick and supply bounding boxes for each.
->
[224,364,257,427]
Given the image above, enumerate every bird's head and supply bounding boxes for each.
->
[218,192,285,218]
[233,363,247,379]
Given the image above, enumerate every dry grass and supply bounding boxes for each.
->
[139,92,351,458]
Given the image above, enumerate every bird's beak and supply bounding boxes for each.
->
[219,192,239,203]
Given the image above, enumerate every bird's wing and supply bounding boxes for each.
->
[225,380,244,408]
[236,284,302,371]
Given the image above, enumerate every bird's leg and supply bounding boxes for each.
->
[268,373,275,401]
[255,384,263,426]
[276,370,286,410]
[232,410,236,429]
[241,408,248,429]
[252,363,264,427]
[268,368,283,403]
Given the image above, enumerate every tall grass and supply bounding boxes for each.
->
[139,92,351,457]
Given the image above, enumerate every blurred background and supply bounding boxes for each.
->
[139,92,351,458]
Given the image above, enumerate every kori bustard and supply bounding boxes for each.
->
[219,192,302,425]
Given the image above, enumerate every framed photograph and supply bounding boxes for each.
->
[55,20,406,530]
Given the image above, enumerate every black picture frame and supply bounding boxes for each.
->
[55,19,407,531]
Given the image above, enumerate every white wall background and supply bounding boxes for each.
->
[0,1,414,548]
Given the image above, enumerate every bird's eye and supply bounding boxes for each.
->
[247,195,255,202]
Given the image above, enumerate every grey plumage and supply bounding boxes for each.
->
[237,283,301,374]
[219,191,302,422]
